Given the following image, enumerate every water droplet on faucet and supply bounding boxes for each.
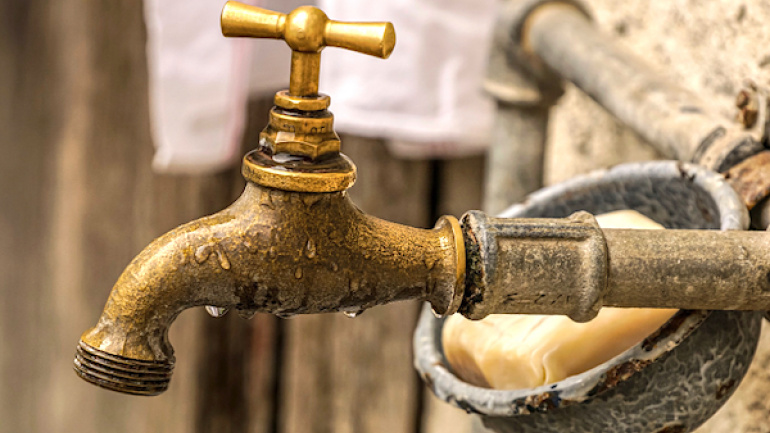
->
[205,306,229,318]
[260,190,274,208]
[343,308,364,318]
[243,238,258,254]
[215,249,231,270]
[424,257,438,270]
[305,239,317,259]
[301,194,323,207]
[195,245,213,264]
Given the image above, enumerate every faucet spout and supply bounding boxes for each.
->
[74,180,464,395]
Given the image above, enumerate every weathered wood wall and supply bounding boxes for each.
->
[0,1,271,432]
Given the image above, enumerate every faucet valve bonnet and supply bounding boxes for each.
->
[222,2,396,192]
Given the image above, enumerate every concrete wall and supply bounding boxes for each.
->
[544,1,770,431]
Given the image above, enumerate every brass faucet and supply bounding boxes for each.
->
[73,2,466,396]
[74,2,770,398]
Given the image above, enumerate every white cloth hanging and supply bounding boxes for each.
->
[319,0,497,159]
[144,0,301,173]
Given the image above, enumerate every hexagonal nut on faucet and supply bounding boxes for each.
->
[262,109,342,160]
[268,133,341,160]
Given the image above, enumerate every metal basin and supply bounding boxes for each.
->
[414,161,763,433]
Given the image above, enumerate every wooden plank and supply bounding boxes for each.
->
[279,136,432,433]
[0,0,207,431]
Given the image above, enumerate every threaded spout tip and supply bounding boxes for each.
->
[73,340,173,396]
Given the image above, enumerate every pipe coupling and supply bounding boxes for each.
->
[460,210,608,322]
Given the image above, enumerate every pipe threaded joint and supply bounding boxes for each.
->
[73,340,173,396]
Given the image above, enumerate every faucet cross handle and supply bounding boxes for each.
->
[221,1,396,100]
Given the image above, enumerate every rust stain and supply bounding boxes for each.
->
[591,359,653,395]
[642,312,691,351]
[656,423,686,433]
[725,150,770,209]
[523,391,561,412]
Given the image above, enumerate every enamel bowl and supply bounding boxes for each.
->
[414,161,762,433]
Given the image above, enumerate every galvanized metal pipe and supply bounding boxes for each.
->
[484,104,549,214]
[603,228,770,310]
[522,4,764,172]
[461,211,770,321]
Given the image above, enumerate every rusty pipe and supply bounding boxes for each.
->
[497,1,766,173]
[460,211,770,321]
[74,179,464,395]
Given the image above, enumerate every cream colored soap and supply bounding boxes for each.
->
[442,210,677,390]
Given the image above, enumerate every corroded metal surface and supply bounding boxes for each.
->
[462,214,770,317]
[241,149,357,193]
[461,211,608,322]
[463,158,770,318]
[415,161,762,432]
[602,229,770,310]
[725,150,770,210]
[517,2,764,172]
[76,182,464,395]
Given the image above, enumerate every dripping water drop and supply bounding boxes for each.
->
[195,244,212,264]
[305,239,317,259]
[216,249,231,270]
[343,308,364,319]
[205,305,229,318]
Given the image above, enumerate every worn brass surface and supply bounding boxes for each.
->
[261,108,340,159]
[241,150,357,193]
[76,182,464,395]
[274,90,331,111]
[74,3,454,396]
[221,1,395,98]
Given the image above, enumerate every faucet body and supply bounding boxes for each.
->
[76,177,463,394]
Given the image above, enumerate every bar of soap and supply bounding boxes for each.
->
[442,210,677,390]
